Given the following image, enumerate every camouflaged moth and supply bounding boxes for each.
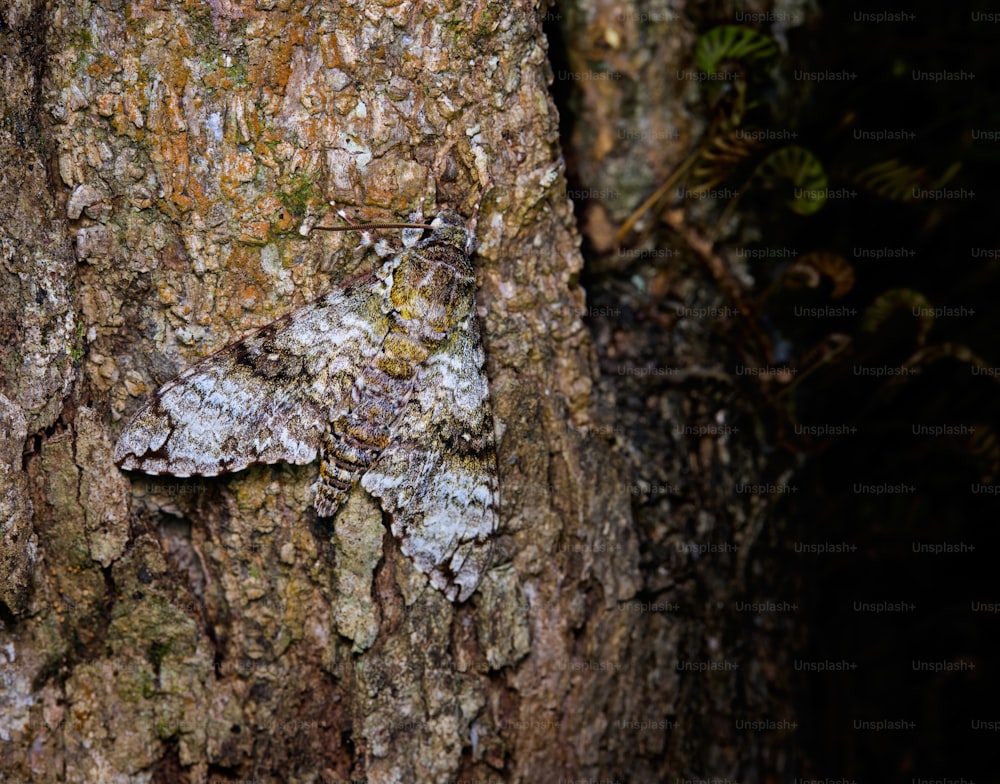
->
[114,211,498,601]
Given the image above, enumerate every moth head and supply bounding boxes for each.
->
[431,210,477,257]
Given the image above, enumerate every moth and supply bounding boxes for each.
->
[114,210,498,601]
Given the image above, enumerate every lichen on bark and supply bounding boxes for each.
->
[1,0,652,781]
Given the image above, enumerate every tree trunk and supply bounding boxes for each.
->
[1,0,791,782]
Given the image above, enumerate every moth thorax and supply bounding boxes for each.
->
[389,256,475,336]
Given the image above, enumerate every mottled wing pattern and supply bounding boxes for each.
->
[114,285,389,477]
[360,312,498,602]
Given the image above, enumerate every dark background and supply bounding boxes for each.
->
[550,0,1000,779]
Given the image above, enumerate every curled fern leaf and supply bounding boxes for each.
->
[784,252,855,299]
[854,159,961,202]
[861,288,934,346]
[690,128,763,192]
[754,146,828,215]
[695,26,778,75]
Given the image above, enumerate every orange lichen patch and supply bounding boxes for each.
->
[94,92,119,117]
[182,176,208,209]
[88,54,121,80]
[170,191,194,214]
[238,222,271,246]
[157,281,181,305]
[290,148,318,175]
[110,109,140,138]
[245,33,300,96]
[123,370,151,398]
[171,19,197,50]
[236,283,264,311]
[255,194,286,218]
[220,149,259,198]
[254,141,279,171]
[318,34,342,69]
[272,209,297,234]
[149,133,190,186]
[171,295,194,321]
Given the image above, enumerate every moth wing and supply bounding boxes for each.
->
[114,285,388,477]
[361,313,499,602]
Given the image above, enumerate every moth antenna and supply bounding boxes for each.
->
[471,180,491,228]
[303,204,433,236]
[464,179,493,256]
[308,221,434,233]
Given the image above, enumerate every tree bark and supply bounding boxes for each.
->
[2,0,795,781]
[2,0,636,782]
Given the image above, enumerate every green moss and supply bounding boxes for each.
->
[155,717,178,739]
[277,178,323,218]
[72,28,94,50]
[184,6,218,53]
[148,639,173,669]
[469,7,501,41]
[225,60,248,87]
[69,321,85,363]
[140,675,158,700]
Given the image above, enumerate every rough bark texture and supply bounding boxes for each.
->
[553,0,802,779]
[2,0,641,782]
